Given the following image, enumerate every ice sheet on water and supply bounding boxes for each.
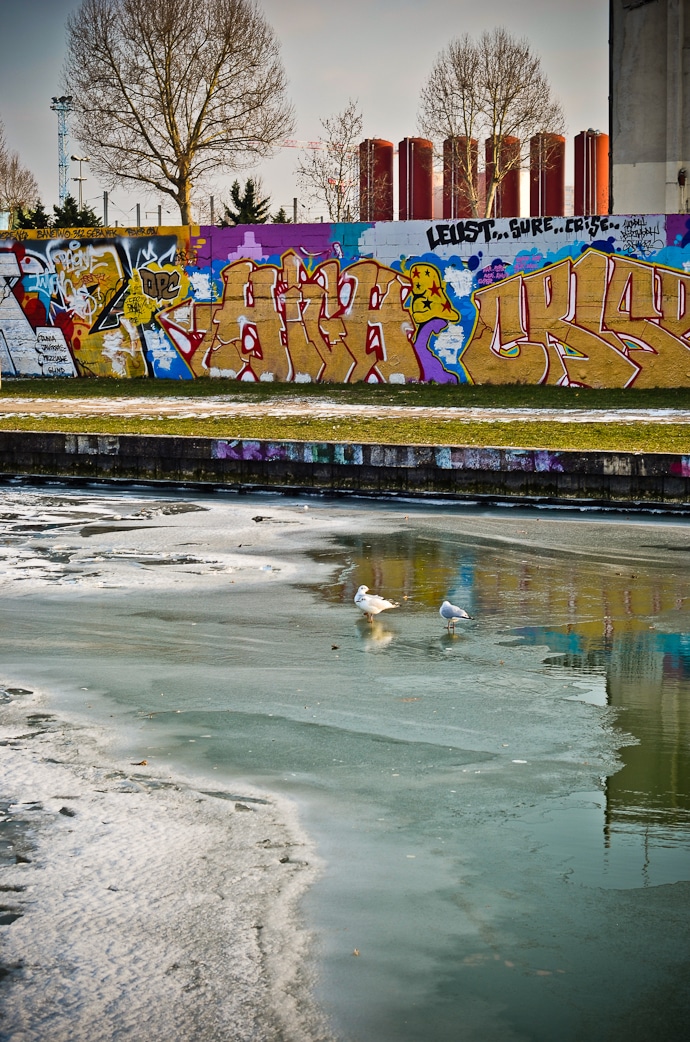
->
[0,487,302,591]
[0,685,332,1042]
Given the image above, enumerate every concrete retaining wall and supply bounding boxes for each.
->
[1,430,690,509]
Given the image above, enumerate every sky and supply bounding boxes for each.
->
[0,0,609,225]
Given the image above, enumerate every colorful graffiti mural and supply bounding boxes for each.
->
[3,214,690,386]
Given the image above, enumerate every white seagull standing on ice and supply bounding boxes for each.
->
[439,600,473,631]
[354,585,399,623]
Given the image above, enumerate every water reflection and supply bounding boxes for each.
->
[518,626,690,844]
[355,617,395,648]
[311,524,690,880]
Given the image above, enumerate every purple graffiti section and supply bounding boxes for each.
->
[414,318,458,383]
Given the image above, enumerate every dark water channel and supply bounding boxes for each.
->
[1,490,689,1041]
[292,516,690,1042]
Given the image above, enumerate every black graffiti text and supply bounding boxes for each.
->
[426,214,618,251]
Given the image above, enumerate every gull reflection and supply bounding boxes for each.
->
[356,617,394,647]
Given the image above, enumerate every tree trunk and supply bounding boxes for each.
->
[177,179,193,225]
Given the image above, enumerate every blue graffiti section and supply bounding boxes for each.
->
[517,625,690,675]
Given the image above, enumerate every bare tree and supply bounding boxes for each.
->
[63,0,294,225]
[0,122,39,226]
[419,28,565,218]
[296,100,362,222]
[419,35,482,217]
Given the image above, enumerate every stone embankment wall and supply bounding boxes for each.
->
[3,213,690,388]
[2,431,689,510]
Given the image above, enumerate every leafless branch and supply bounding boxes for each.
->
[0,121,39,223]
[63,0,294,223]
[296,100,362,222]
[418,27,565,217]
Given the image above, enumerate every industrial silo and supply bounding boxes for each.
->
[485,136,521,217]
[359,139,394,221]
[530,133,566,216]
[574,130,609,215]
[398,137,434,220]
[443,137,478,219]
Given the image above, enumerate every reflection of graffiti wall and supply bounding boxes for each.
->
[4,214,690,385]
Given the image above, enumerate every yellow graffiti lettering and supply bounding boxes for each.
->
[462,249,690,388]
[53,243,147,378]
[602,255,690,387]
[242,266,289,381]
[139,266,181,302]
[461,275,550,384]
[342,261,416,382]
[301,261,353,382]
[203,261,254,376]
[279,250,330,380]
[536,256,634,387]
[123,270,157,326]
[165,251,421,383]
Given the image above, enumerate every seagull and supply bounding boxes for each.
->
[354,584,399,623]
[440,600,473,631]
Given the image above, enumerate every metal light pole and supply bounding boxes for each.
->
[50,96,73,204]
[71,155,90,209]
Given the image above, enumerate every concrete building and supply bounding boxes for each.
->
[610,0,690,213]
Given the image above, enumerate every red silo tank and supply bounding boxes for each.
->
[443,137,478,219]
[574,130,609,215]
[530,133,565,216]
[485,136,521,218]
[359,139,394,222]
[398,137,434,221]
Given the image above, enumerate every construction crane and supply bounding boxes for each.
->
[280,139,326,150]
[280,139,360,154]
[50,96,73,204]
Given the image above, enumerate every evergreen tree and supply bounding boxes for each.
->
[52,193,102,229]
[271,207,291,223]
[220,179,270,225]
[15,201,53,229]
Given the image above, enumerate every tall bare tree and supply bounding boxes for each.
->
[419,37,482,218]
[296,100,362,222]
[419,28,565,218]
[63,0,294,225]
[0,122,39,227]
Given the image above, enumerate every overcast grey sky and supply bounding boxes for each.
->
[0,0,609,223]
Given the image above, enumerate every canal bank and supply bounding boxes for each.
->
[1,429,690,511]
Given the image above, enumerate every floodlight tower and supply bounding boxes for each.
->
[50,95,74,204]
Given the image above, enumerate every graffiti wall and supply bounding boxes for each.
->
[3,214,690,386]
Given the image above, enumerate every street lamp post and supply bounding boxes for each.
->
[70,155,90,210]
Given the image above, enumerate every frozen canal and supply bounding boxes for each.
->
[1,483,689,1041]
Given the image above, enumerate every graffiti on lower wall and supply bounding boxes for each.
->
[157,250,458,383]
[462,250,690,388]
[3,213,690,386]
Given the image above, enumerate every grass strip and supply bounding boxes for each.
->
[2,378,690,412]
[1,415,689,453]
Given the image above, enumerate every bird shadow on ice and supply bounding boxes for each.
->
[439,630,468,645]
[352,621,474,659]
[355,617,395,647]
